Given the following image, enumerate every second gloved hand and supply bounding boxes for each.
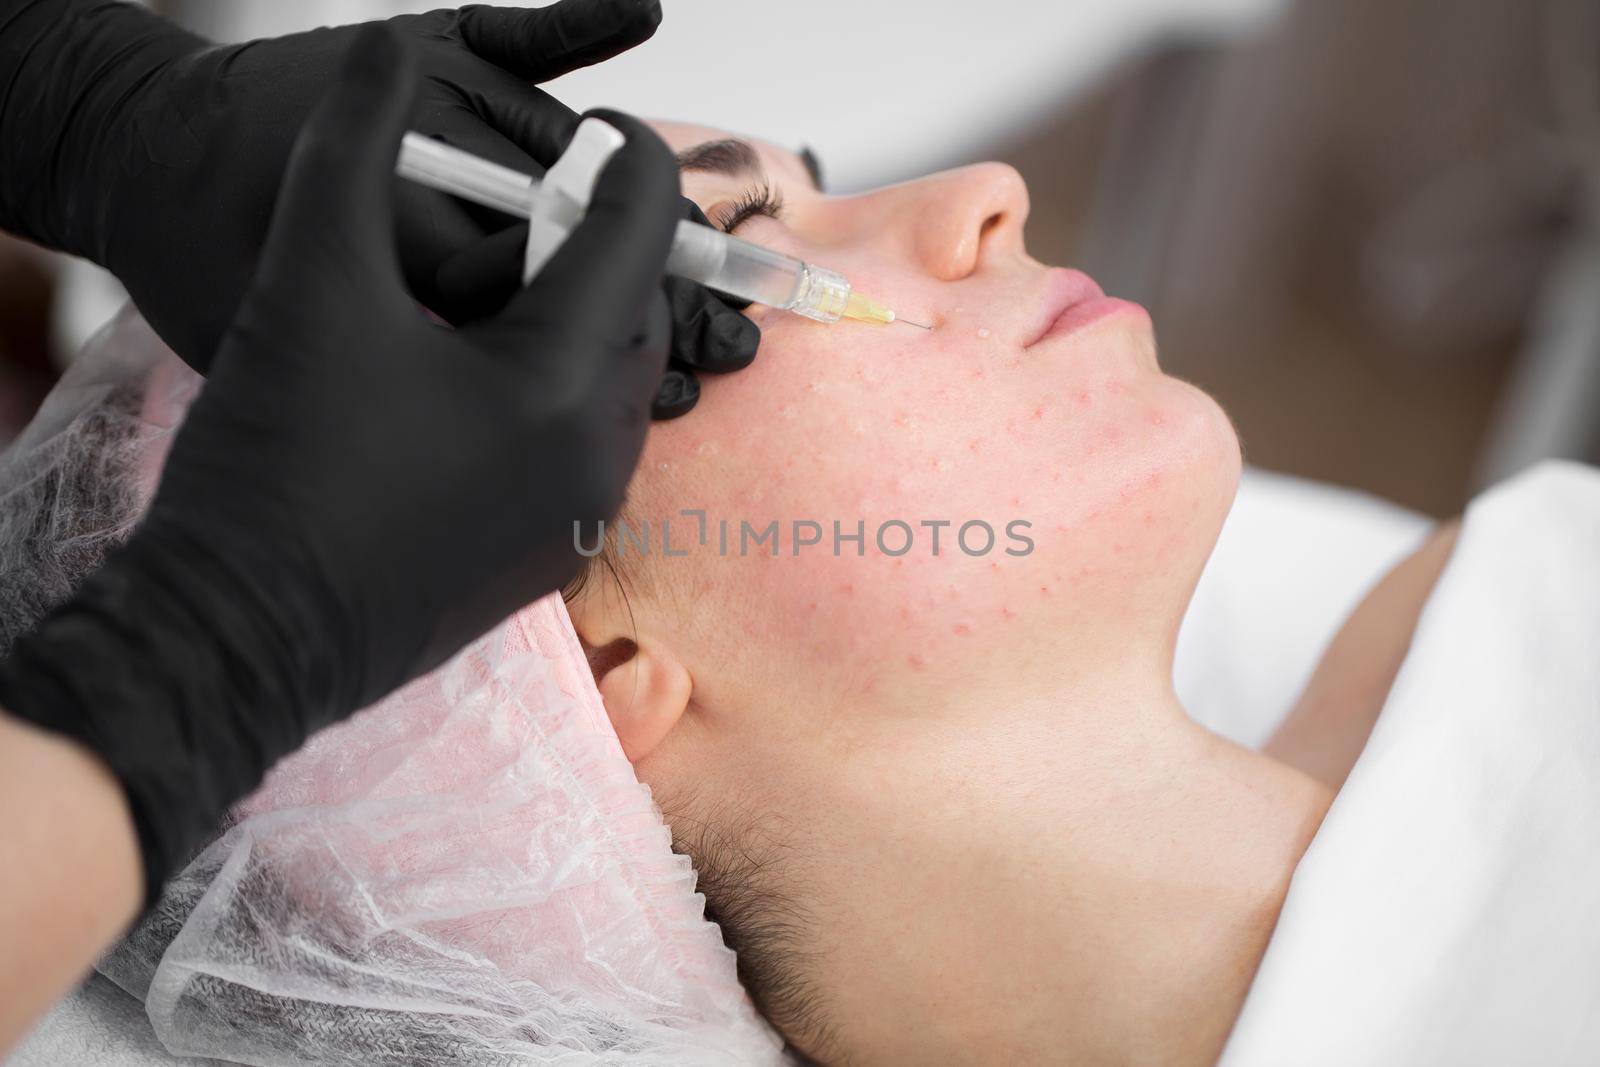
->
[0,0,757,380]
[0,28,677,907]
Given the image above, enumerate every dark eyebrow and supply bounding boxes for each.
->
[675,138,762,179]
[675,137,824,192]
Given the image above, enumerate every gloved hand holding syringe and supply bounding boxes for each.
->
[398,124,933,330]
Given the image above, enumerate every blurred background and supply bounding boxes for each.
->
[2,0,1595,516]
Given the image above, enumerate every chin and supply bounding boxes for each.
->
[1106,376,1242,608]
[1164,379,1244,568]
[1193,382,1244,502]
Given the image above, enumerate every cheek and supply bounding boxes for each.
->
[862,361,1240,656]
[631,325,1017,676]
[631,316,1239,688]
[1027,374,1240,610]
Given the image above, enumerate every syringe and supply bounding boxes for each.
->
[396,132,928,329]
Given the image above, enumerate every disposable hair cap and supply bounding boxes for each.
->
[5,308,784,1065]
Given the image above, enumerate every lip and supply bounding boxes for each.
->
[1022,269,1141,347]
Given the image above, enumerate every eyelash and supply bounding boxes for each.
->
[711,182,785,233]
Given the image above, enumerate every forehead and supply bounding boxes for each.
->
[647,119,815,191]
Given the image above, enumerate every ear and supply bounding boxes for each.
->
[568,595,692,762]
[590,636,692,762]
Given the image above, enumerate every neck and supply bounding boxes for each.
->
[797,677,1334,1065]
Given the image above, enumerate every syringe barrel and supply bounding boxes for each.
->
[665,221,850,323]
[395,134,857,322]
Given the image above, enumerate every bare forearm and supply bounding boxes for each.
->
[0,708,141,1056]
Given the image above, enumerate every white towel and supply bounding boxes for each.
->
[1222,460,1600,1066]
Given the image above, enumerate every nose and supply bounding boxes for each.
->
[871,163,1030,281]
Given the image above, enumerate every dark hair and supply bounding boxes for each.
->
[661,789,841,1065]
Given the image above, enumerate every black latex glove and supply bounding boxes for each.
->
[0,0,755,380]
[436,202,759,418]
[0,29,677,907]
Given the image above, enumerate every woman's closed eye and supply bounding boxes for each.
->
[710,181,785,233]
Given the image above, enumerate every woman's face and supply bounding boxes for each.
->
[562,122,1245,1060]
[595,121,1242,719]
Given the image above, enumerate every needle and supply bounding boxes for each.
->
[893,316,932,330]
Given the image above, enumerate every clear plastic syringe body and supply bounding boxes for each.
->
[664,220,853,323]
[395,132,893,325]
